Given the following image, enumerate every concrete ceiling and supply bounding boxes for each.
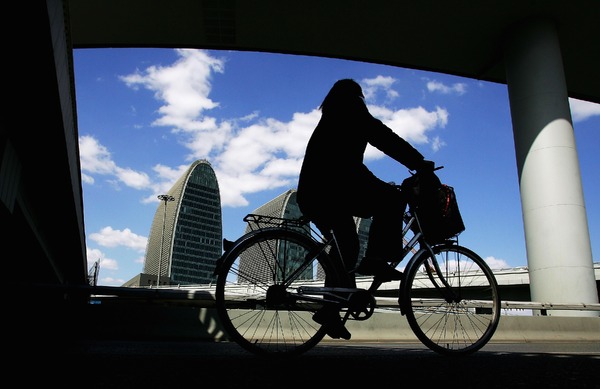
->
[13,0,597,289]
[67,0,600,104]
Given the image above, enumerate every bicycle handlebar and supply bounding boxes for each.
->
[412,164,443,175]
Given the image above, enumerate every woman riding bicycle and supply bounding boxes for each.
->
[296,78,434,339]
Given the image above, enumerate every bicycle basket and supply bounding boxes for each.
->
[401,172,465,244]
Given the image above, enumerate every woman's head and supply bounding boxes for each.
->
[320,79,365,114]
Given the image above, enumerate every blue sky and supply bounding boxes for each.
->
[74,48,600,287]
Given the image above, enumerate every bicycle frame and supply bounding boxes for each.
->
[222,207,457,319]
[214,169,501,356]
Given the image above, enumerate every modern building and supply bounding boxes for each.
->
[138,159,222,286]
[238,189,373,282]
[238,189,309,282]
[354,216,371,262]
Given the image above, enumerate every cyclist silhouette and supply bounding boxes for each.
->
[296,78,434,339]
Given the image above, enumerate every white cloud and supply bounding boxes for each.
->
[79,135,153,191]
[89,226,148,252]
[483,256,509,270]
[114,167,151,190]
[368,105,449,150]
[82,50,448,209]
[431,136,446,152]
[86,238,144,286]
[361,75,399,101]
[569,98,600,122]
[121,49,223,122]
[79,135,117,175]
[426,80,467,95]
[86,247,118,272]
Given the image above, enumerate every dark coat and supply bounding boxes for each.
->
[297,97,424,220]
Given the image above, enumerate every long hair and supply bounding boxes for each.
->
[319,79,365,114]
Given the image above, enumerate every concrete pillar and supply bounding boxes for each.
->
[503,17,598,316]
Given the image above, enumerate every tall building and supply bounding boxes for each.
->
[354,216,371,261]
[141,159,222,286]
[238,189,311,282]
[238,189,372,281]
[244,189,303,229]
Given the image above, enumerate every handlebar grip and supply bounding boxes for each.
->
[415,165,443,173]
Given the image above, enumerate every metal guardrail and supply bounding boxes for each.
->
[85,285,600,313]
[372,296,600,311]
[499,300,600,312]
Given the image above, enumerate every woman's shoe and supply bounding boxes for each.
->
[354,257,404,282]
[312,307,351,340]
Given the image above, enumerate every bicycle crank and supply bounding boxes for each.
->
[347,290,376,320]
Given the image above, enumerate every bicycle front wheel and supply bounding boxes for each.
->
[215,228,339,357]
[400,243,501,356]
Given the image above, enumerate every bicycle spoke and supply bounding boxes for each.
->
[215,228,338,356]
[402,243,501,355]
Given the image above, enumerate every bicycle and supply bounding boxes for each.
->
[213,167,501,357]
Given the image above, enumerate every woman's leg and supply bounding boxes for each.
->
[365,183,406,261]
[314,216,359,285]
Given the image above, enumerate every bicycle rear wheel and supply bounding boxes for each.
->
[400,243,501,356]
[215,228,339,357]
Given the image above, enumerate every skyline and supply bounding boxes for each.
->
[74,48,600,286]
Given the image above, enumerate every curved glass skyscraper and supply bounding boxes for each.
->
[143,159,222,286]
[238,189,308,282]
[238,189,371,281]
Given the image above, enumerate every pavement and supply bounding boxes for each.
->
[10,298,598,388]
[15,338,600,388]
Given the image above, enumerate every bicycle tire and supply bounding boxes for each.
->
[215,227,340,357]
[400,243,501,356]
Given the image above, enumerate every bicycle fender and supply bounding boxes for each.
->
[213,235,256,275]
[397,246,430,310]
[398,242,458,307]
